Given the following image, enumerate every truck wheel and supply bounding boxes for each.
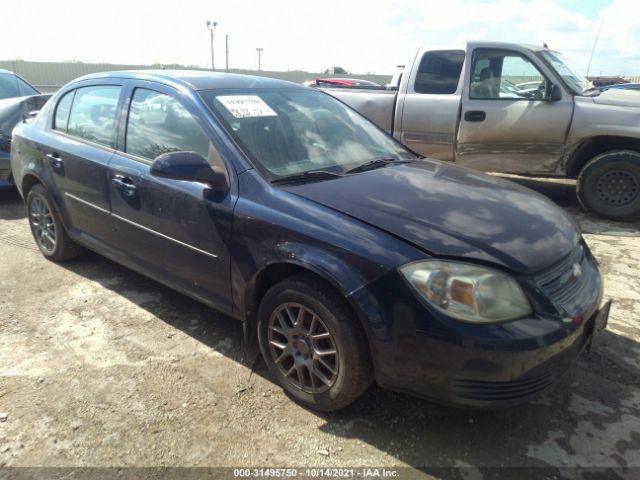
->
[257,274,373,412]
[577,150,640,221]
[26,184,83,261]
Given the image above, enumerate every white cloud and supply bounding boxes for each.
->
[594,0,640,75]
[0,0,637,76]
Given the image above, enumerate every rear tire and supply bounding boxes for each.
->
[257,274,373,411]
[26,184,83,261]
[577,150,640,221]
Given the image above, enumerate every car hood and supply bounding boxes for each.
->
[283,160,580,274]
[593,88,640,108]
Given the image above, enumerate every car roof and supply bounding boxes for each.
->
[465,41,545,52]
[0,69,16,75]
[70,70,306,92]
[418,42,545,53]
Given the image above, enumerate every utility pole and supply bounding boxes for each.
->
[225,34,229,72]
[206,20,217,70]
[256,47,263,71]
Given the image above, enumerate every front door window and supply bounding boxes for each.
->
[470,50,548,100]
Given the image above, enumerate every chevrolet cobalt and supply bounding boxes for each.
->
[11,71,609,411]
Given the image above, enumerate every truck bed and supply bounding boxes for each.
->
[323,88,397,133]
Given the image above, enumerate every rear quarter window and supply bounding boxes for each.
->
[414,50,465,94]
[53,90,75,132]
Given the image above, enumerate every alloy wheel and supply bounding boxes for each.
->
[30,196,56,254]
[267,302,339,394]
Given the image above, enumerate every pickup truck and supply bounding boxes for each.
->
[325,42,640,221]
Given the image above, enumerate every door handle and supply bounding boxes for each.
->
[46,153,63,169]
[111,175,137,196]
[464,110,486,122]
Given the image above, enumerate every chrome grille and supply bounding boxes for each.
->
[535,244,592,309]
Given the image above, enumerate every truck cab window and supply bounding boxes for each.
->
[470,49,548,100]
[414,50,465,94]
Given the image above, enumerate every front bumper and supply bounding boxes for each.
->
[351,243,605,408]
[442,304,606,407]
[0,150,11,181]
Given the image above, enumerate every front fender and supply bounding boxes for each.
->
[271,242,371,296]
[570,97,640,141]
[230,170,426,331]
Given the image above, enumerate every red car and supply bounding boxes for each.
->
[304,78,380,88]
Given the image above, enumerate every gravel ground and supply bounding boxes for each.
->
[0,177,639,480]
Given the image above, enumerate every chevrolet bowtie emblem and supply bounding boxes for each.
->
[572,263,582,278]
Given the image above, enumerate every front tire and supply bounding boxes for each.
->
[577,150,640,221]
[257,274,373,411]
[26,184,82,261]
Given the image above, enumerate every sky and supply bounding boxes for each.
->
[2,0,638,76]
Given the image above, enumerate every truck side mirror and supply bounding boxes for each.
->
[547,83,562,102]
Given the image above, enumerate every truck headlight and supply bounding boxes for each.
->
[399,260,532,323]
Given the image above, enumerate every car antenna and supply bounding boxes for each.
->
[543,43,548,49]
[586,20,604,77]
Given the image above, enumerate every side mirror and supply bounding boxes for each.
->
[23,110,40,123]
[547,83,562,102]
[151,151,227,190]
[22,94,52,123]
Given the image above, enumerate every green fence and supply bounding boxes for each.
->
[1,60,392,94]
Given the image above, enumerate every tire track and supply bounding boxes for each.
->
[0,221,38,252]
[0,232,38,251]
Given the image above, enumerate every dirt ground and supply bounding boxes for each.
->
[1,177,639,480]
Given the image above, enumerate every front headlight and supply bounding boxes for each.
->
[400,260,532,323]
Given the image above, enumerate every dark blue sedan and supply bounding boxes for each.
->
[10,71,609,411]
[0,69,51,187]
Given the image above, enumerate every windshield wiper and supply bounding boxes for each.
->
[345,157,414,174]
[271,170,342,185]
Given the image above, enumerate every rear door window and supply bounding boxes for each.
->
[414,50,465,94]
[67,85,121,147]
[125,88,211,161]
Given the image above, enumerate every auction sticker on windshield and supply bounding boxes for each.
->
[217,95,277,118]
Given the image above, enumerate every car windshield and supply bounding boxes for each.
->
[538,50,593,96]
[199,88,415,180]
[0,73,38,100]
